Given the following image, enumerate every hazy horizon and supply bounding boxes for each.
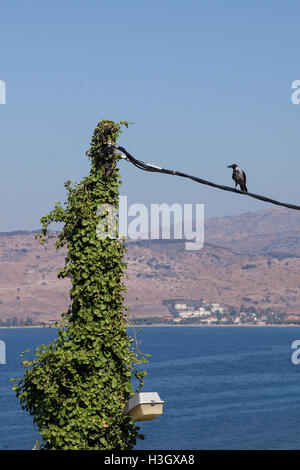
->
[0,204,297,235]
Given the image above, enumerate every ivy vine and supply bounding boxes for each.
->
[12,119,148,450]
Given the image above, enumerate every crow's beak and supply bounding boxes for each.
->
[227,165,233,168]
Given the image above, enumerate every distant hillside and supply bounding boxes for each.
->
[204,207,300,256]
[1,207,300,323]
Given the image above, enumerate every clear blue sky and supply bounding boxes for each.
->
[1,0,300,231]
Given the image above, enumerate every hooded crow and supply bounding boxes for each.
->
[227,164,248,192]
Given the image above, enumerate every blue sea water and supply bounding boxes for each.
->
[0,326,300,450]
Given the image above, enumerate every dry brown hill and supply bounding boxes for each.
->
[1,207,300,323]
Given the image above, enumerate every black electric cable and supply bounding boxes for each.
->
[113,144,300,212]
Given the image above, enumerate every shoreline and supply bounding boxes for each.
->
[132,323,300,327]
[1,323,300,329]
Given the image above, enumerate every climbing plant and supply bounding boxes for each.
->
[12,119,147,450]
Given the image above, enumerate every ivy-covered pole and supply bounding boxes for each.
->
[12,119,147,450]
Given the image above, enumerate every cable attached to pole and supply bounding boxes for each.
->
[107,142,300,212]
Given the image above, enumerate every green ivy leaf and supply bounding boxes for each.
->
[12,119,147,451]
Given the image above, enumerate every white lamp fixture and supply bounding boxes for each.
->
[124,392,164,422]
